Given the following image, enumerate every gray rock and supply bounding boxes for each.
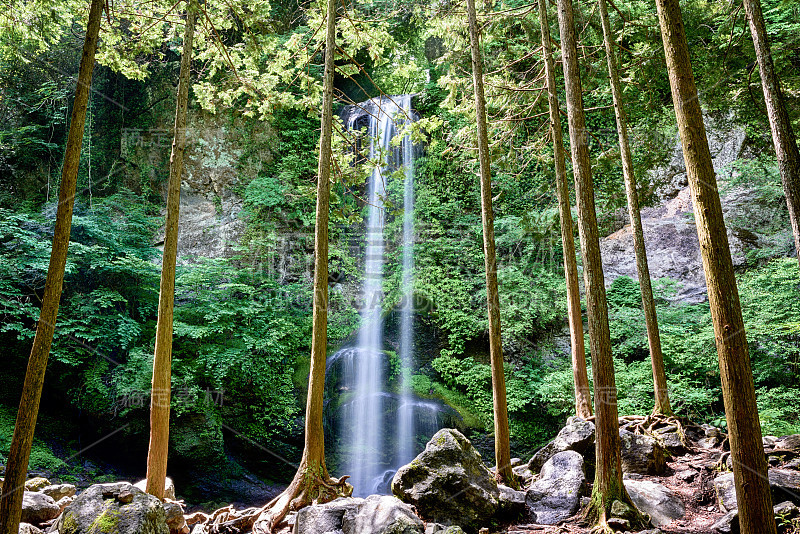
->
[764,436,780,448]
[528,418,595,472]
[392,429,499,531]
[18,523,43,534]
[55,496,74,513]
[676,469,698,482]
[496,485,526,519]
[424,527,465,534]
[511,464,533,486]
[604,117,751,304]
[711,510,739,534]
[653,425,687,455]
[712,501,798,534]
[51,482,168,534]
[24,478,51,492]
[294,497,364,534]
[620,429,667,475]
[21,492,59,525]
[776,435,800,452]
[786,458,800,470]
[41,484,76,501]
[341,495,423,534]
[134,477,177,501]
[714,469,800,512]
[774,501,799,519]
[526,451,585,525]
[624,479,685,527]
[163,500,186,532]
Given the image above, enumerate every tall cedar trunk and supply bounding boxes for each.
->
[466,0,514,485]
[556,0,642,527]
[300,0,336,474]
[538,0,592,420]
[596,0,671,416]
[655,0,777,532]
[146,0,196,499]
[742,0,800,269]
[0,0,104,531]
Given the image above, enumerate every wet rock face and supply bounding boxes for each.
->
[391,429,499,532]
[526,451,586,525]
[51,482,168,534]
[600,118,790,304]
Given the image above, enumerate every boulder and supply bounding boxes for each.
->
[653,425,686,455]
[294,497,364,534]
[163,500,187,532]
[24,478,51,492]
[714,469,800,512]
[776,435,800,452]
[51,482,168,534]
[619,429,667,475]
[423,527,465,534]
[18,524,43,534]
[20,492,59,525]
[392,429,499,531]
[496,485,526,519]
[526,451,585,525]
[341,495,423,534]
[41,484,76,501]
[712,501,798,534]
[623,479,685,527]
[55,496,75,514]
[711,510,739,534]
[134,477,177,501]
[528,417,595,473]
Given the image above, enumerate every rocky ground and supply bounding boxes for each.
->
[5,417,800,534]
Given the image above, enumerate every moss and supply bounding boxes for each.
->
[61,511,79,534]
[90,506,120,533]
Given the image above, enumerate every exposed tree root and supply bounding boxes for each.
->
[190,474,351,534]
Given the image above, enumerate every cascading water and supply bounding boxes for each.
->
[325,95,458,497]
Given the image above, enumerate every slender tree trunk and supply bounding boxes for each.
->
[655,0,776,532]
[555,0,643,528]
[145,0,197,500]
[0,0,104,531]
[742,0,800,269]
[596,0,671,416]
[466,0,515,486]
[538,0,592,420]
[250,1,351,530]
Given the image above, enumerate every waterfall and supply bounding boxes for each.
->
[327,95,455,497]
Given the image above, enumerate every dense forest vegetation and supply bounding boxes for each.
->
[1,0,799,530]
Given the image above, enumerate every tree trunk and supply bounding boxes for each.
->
[555,0,643,528]
[249,1,352,530]
[0,0,104,531]
[742,0,800,269]
[538,0,592,420]
[655,0,776,532]
[145,0,197,500]
[466,0,515,486]
[596,0,671,416]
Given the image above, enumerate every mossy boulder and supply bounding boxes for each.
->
[51,482,168,534]
[391,429,498,533]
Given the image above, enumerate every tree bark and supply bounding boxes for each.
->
[0,0,104,531]
[596,0,671,416]
[555,0,643,528]
[538,0,592,420]
[742,0,800,269]
[250,1,352,530]
[655,0,776,532]
[465,0,515,486]
[145,0,197,500]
